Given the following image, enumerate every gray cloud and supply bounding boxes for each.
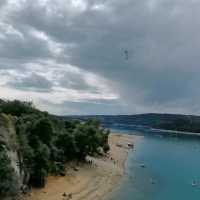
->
[60,74,93,91]
[8,73,53,92]
[0,0,6,8]
[0,0,200,114]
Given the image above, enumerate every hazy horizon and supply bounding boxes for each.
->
[58,112,200,117]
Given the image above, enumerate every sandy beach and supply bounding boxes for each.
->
[24,133,137,200]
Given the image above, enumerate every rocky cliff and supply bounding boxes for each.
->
[0,114,24,199]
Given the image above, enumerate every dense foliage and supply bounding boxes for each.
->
[0,99,110,193]
[0,147,19,197]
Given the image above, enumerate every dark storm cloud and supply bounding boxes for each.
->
[0,0,200,114]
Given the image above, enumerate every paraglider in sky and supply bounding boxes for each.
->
[124,50,129,60]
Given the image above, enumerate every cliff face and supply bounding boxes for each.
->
[0,114,24,199]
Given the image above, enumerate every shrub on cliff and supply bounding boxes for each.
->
[0,148,19,197]
[0,100,37,116]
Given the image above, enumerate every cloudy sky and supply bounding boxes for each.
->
[0,0,200,115]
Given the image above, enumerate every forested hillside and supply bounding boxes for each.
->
[65,113,200,134]
[0,100,110,200]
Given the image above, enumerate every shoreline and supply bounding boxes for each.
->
[150,127,200,137]
[23,133,138,200]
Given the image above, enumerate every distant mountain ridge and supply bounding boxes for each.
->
[64,113,200,134]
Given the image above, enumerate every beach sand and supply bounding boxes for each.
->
[24,133,137,200]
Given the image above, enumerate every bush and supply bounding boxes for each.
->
[29,143,50,187]
[0,100,36,116]
[55,132,77,161]
[30,118,53,145]
[0,149,19,197]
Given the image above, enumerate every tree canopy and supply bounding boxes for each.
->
[0,99,110,197]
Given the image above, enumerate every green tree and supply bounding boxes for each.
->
[30,118,53,145]
[30,142,50,187]
[0,100,35,116]
[55,131,77,161]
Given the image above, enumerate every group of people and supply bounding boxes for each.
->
[62,192,72,200]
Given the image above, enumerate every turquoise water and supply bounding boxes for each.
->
[110,130,200,200]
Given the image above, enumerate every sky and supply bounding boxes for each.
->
[0,0,200,115]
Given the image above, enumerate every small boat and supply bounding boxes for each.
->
[192,180,198,187]
[127,143,134,148]
[150,178,155,184]
[139,163,145,168]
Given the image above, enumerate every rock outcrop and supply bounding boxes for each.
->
[0,114,24,199]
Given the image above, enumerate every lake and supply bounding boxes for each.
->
[109,127,200,200]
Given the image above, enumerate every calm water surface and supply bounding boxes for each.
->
[110,128,200,200]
